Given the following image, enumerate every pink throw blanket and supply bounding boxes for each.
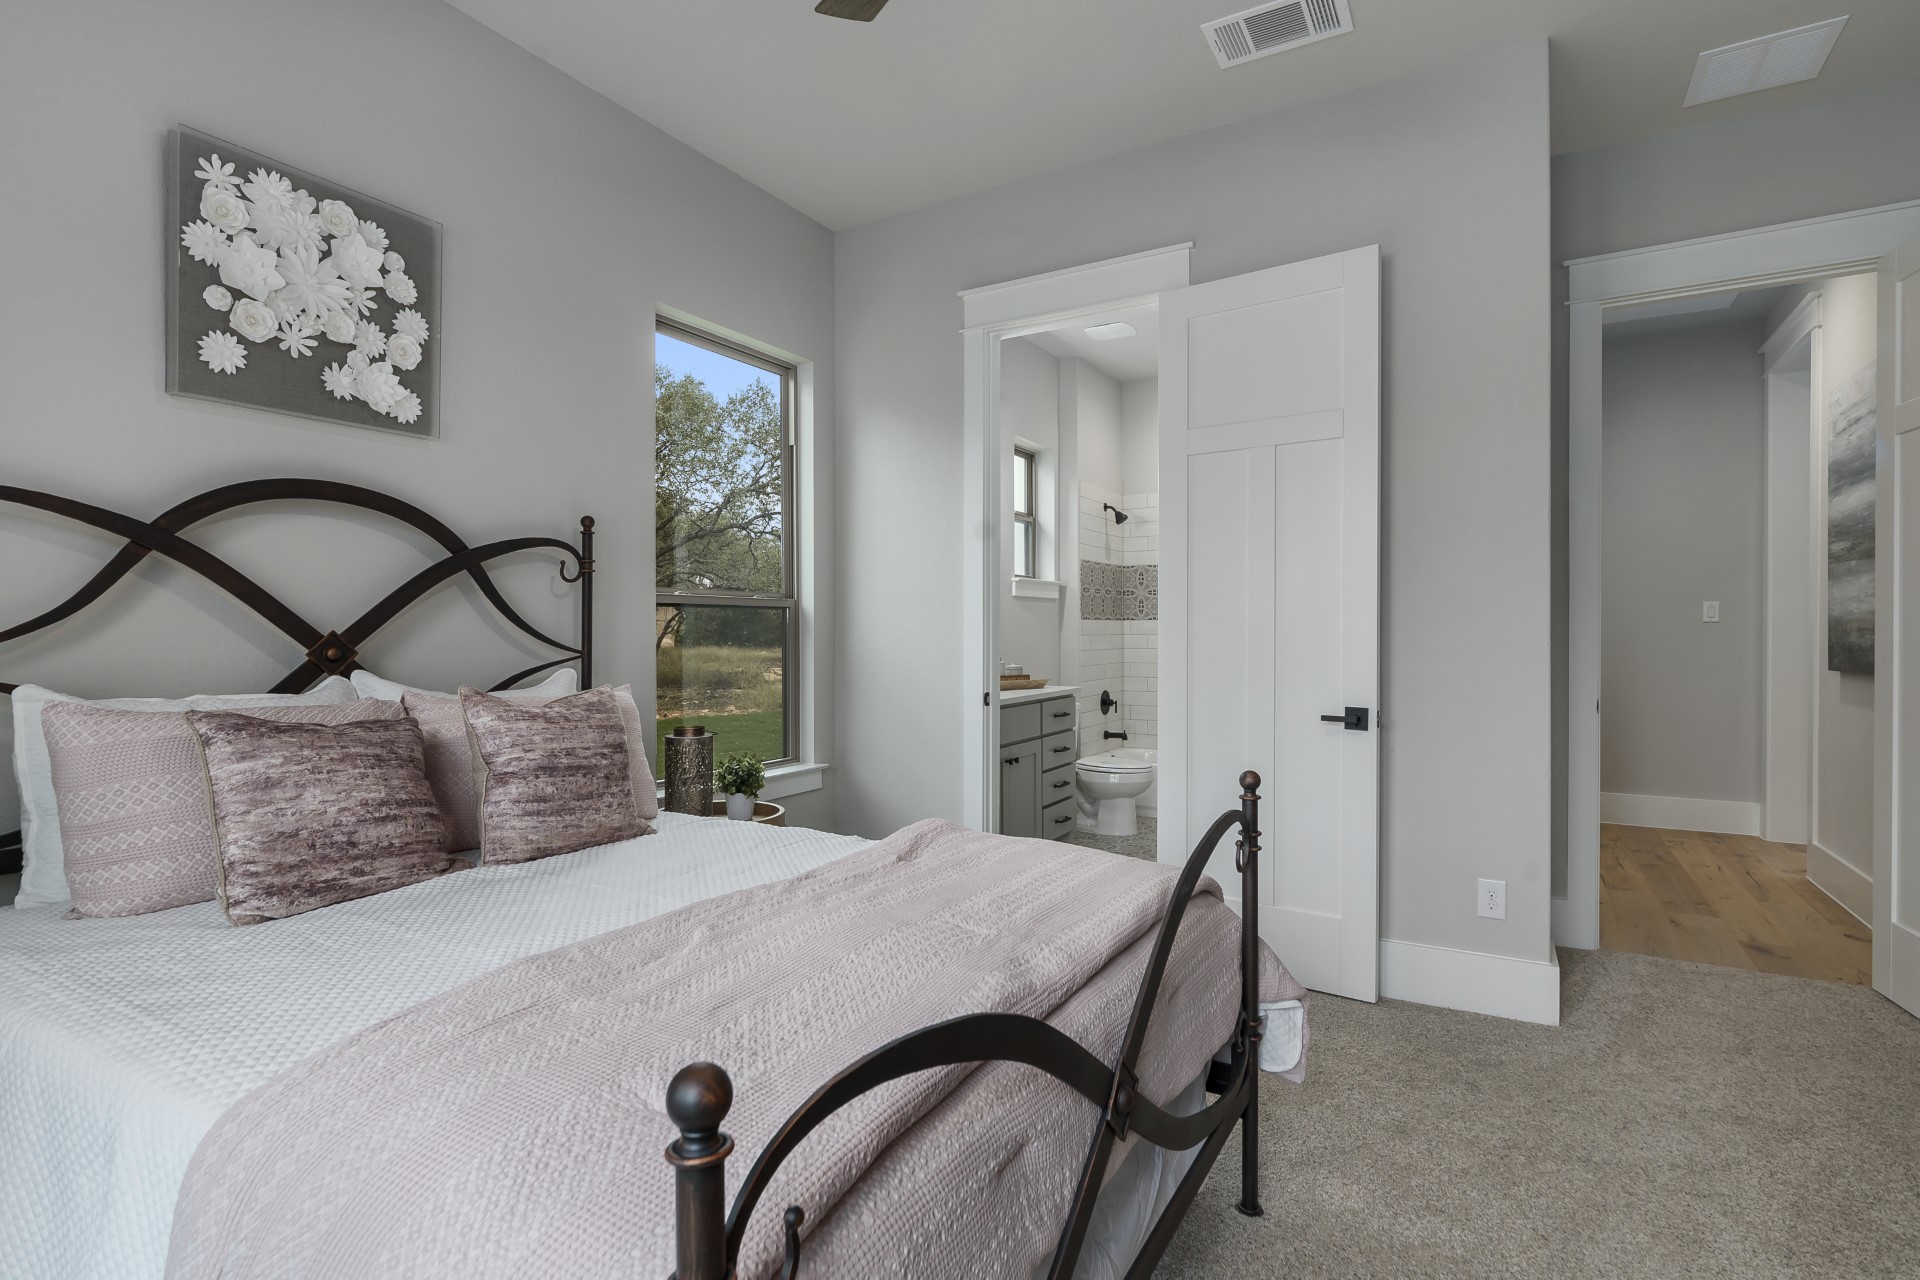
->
[166,819,1301,1278]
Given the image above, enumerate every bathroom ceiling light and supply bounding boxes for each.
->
[1084,322,1137,341]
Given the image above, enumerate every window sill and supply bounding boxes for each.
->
[656,761,827,804]
[1011,577,1063,600]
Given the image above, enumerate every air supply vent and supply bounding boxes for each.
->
[1203,0,1352,70]
[1683,17,1848,107]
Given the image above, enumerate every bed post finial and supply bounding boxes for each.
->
[665,1062,733,1280]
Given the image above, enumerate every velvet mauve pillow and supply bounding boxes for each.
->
[42,697,406,919]
[188,711,459,926]
[402,684,656,852]
[458,686,648,865]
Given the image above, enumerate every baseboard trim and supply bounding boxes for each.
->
[1807,842,1872,924]
[1380,938,1560,1026]
[1600,791,1761,837]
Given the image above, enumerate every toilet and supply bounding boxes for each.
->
[1075,749,1157,836]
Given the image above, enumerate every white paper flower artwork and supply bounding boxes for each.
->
[167,126,439,436]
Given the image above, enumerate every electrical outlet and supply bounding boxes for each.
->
[1702,601,1720,623]
[1477,878,1506,920]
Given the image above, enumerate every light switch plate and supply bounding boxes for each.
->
[1702,601,1720,623]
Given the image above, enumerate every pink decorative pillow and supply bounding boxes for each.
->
[188,712,458,926]
[458,686,649,865]
[401,684,656,852]
[42,698,407,919]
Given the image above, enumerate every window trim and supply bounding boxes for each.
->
[1012,445,1037,580]
[655,318,799,767]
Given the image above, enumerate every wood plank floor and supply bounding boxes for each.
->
[1599,824,1872,985]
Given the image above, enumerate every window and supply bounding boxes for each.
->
[655,320,795,767]
[1013,446,1037,578]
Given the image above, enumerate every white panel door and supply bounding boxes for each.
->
[1159,246,1380,1002]
[1881,233,1920,1018]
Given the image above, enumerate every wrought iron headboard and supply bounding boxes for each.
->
[0,478,596,874]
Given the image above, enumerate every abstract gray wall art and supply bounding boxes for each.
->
[1826,361,1876,674]
[166,126,440,437]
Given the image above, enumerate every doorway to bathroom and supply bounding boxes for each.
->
[994,306,1162,856]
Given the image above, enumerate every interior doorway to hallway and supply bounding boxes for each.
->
[1595,274,1878,985]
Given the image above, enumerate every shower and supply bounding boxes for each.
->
[1102,503,1129,524]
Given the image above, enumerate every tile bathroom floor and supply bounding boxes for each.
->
[1064,815,1157,861]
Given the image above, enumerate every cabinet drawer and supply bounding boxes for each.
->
[1042,761,1077,802]
[1042,795,1079,839]
[1040,729,1077,765]
[999,702,1042,745]
[1038,698,1077,731]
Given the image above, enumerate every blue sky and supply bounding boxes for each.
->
[657,331,774,402]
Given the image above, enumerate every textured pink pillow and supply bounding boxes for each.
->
[459,686,649,865]
[189,712,457,926]
[41,698,410,919]
[401,684,656,852]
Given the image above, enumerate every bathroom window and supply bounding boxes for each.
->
[655,320,795,766]
[1013,446,1037,578]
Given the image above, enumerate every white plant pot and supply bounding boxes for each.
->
[725,793,756,821]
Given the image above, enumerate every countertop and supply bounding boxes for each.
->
[1000,683,1078,706]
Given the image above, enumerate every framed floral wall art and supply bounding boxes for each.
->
[166,126,441,438]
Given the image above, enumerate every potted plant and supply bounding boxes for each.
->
[714,752,766,821]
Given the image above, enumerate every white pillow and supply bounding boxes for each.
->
[8,676,357,909]
[349,667,580,702]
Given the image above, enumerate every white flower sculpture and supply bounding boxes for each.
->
[180,153,429,423]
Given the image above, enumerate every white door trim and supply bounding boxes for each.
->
[1759,298,1820,846]
[958,245,1192,831]
[1562,199,1920,951]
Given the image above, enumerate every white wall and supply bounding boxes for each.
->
[1000,337,1063,680]
[834,42,1555,964]
[1600,322,1765,807]
[1120,378,1160,498]
[1072,363,1123,497]
[1812,274,1879,890]
[0,0,838,829]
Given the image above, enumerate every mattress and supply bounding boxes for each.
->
[0,814,1305,1279]
[0,813,866,1280]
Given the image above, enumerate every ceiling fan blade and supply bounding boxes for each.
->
[815,0,888,20]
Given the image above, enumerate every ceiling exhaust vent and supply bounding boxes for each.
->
[1683,17,1848,108]
[1203,0,1352,70]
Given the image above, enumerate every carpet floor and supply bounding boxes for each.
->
[1160,947,1920,1278]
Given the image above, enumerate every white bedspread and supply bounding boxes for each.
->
[0,813,867,1280]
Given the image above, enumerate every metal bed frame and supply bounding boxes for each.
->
[665,771,1267,1280]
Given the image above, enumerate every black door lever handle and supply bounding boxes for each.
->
[1320,707,1370,731]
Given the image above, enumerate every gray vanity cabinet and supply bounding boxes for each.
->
[999,694,1077,839]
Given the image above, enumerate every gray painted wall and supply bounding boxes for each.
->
[0,0,838,829]
[1601,323,1765,803]
[833,42,1555,962]
[1550,74,1920,897]
[1119,378,1160,499]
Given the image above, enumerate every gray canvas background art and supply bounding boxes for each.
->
[1826,361,1876,674]
[166,126,440,437]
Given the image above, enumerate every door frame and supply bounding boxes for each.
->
[1758,296,1821,849]
[957,244,1192,832]
[1563,199,1920,952]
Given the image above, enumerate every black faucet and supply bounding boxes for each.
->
[1104,729,1129,742]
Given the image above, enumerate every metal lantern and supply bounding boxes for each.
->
[663,725,715,816]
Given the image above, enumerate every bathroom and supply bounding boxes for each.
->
[995,307,1159,854]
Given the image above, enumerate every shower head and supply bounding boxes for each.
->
[1103,503,1130,525]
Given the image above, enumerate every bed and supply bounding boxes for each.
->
[0,480,1304,1279]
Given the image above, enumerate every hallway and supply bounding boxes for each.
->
[1600,823,1871,984]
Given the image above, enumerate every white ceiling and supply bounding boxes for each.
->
[1600,284,1791,340]
[446,0,1920,229]
[1022,307,1160,383]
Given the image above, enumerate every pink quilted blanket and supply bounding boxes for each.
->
[166,819,1301,1279]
